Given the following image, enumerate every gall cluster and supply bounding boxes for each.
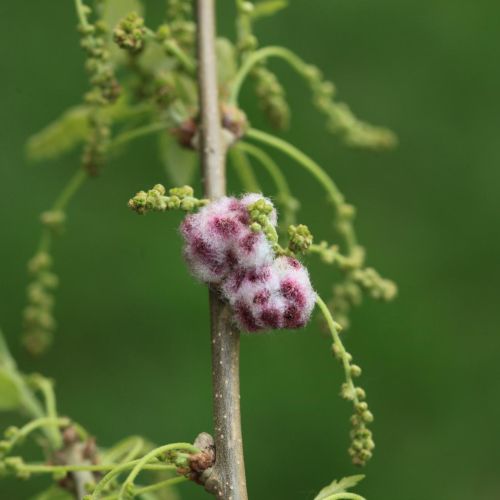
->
[180,195,315,332]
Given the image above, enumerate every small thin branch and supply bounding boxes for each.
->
[109,122,168,150]
[101,476,187,500]
[196,1,248,499]
[74,0,90,29]
[118,442,197,499]
[236,141,295,201]
[230,46,304,105]
[245,127,358,252]
[229,147,261,193]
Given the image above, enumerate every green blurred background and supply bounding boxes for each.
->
[1,0,499,498]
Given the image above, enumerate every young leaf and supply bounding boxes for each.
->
[0,329,16,371]
[26,106,91,162]
[252,0,288,20]
[158,133,198,186]
[31,486,73,500]
[314,475,365,500]
[101,0,144,30]
[216,38,237,86]
[0,367,22,411]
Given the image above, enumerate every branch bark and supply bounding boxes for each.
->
[196,1,248,499]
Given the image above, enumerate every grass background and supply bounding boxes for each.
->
[1,0,499,498]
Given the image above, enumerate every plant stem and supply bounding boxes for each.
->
[101,476,187,500]
[7,417,69,452]
[236,142,292,199]
[246,127,358,252]
[316,294,361,409]
[230,46,306,105]
[164,39,197,74]
[13,462,175,475]
[53,169,87,211]
[110,122,168,151]
[196,1,248,499]
[229,147,261,193]
[35,377,62,449]
[74,0,90,29]
[119,443,198,498]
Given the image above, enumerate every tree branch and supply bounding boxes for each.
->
[196,1,248,499]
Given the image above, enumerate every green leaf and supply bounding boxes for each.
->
[139,43,177,75]
[252,0,288,20]
[158,133,198,186]
[0,329,20,410]
[314,475,365,500]
[0,329,16,370]
[216,38,237,85]
[31,485,73,500]
[26,96,147,163]
[101,0,144,30]
[0,367,22,411]
[26,106,91,162]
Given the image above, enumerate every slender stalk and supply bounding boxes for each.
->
[246,128,344,207]
[230,46,306,105]
[229,147,261,193]
[109,122,168,150]
[236,142,292,199]
[316,294,362,410]
[101,436,146,464]
[53,170,87,211]
[35,378,62,449]
[164,40,197,74]
[74,0,90,29]
[12,462,175,475]
[92,446,194,500]
[196,1,248,499]
[6,417,69,452]
[119,443,198,499]
[246,127,358,252]
[101,476,187,500]
[144,28,196,74]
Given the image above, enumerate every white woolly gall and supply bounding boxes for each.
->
[223,257,315,332]
[180,195,275,284]
[180,194,315,332]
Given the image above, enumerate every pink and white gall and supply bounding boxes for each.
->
[180,195,315,333]
[222,257,316,332]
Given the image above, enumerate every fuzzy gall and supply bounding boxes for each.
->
[180,195,276,284]
[222,256,315,332]
[180,193,315,333]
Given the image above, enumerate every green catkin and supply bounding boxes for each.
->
[253,64,290,130]
[77,2,120,174]
[235,1,290,130]
[22,253,58,355]
[128,184,209,214]
[113,12,146,54]
[166,0,196,49]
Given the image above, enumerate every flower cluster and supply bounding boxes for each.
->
[22,252,58,355]
[223,256,315,331]
[253,65,290,130]
[302,63,396,150]
[180,195,315,332]
[77,4,120,175]
[113,12,146,54]
[128,184,209,215]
